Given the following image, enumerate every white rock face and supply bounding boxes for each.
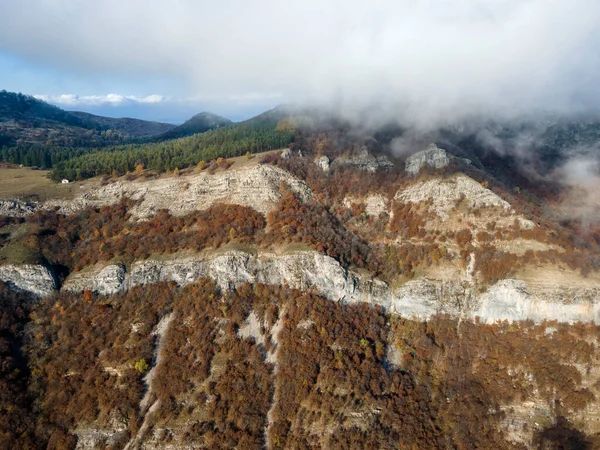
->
[62,264,126,296]
[314,155,330,172]
[0,264,56,297]
[343,194,389,217]
[61,251,387,306]
[516,217,536,230]
[405,143,453,175]
[58,251,600,324]
[2,249,597,325]
[38,165,313,218]
[391,280,476,318]
[477,279,600,324]
[396,174,513,220]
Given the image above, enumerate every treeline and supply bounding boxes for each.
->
[0,145,95,168]
[47,122,293,180]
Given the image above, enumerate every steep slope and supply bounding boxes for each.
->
[155,111,232,140]
[3,281,600,448]
[1,160,599,324]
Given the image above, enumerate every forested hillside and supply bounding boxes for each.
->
[47,115,294,180]
[0,91,91,128]
[0,98,294,177]
[1,280,599,449]
[69,111,175,138]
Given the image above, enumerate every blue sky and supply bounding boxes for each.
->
[1,0,599,127]
[0,51,277,124]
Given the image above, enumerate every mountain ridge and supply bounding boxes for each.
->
[0,90,235,147]
[69,111,176,138]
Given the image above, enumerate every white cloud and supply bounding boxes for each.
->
[3,0,600,125]
[33,93,169,107]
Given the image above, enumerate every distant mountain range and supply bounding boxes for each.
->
[0,90,234,147]
[69,111,175,138]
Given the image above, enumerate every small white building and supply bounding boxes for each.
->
[61,179,70,184]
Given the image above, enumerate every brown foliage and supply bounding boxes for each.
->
[390,202,426,239]
[25,201,265,271]
[474,245,519,283]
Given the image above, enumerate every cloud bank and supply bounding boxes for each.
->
[1,0,600,125]
[33,94,169,107]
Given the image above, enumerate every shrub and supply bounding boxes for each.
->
[135,359,150,374]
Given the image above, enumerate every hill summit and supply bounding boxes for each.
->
[156,111,232,140]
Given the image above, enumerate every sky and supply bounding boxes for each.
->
[1,0,600,125]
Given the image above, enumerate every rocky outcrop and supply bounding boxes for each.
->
[343,194,389,217]
[396,173,536,229]
[61,251,384,306]
[405,144,452,175]
[477,279,600,324]
[57,251,600,325]
[54,165,313,217]
[397,173,511,217]
[0,199,37,217]
[314,155,330,172]
[2,247,597,324]
[1,165,313,218]
[391,278,600,324]
[404,143,472,175]
[0,264,56,298]
[62,264,127,296]
[398,173,508,216]
[331,148,394,173]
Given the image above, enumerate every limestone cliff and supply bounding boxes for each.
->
[0,264,56,298]
[396,173,535,229]
[343,194,389,217]
[405,143,452,175]
[62,251,385,306]
[59,251,600,325]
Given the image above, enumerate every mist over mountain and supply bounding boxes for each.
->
[3,1,600,127]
